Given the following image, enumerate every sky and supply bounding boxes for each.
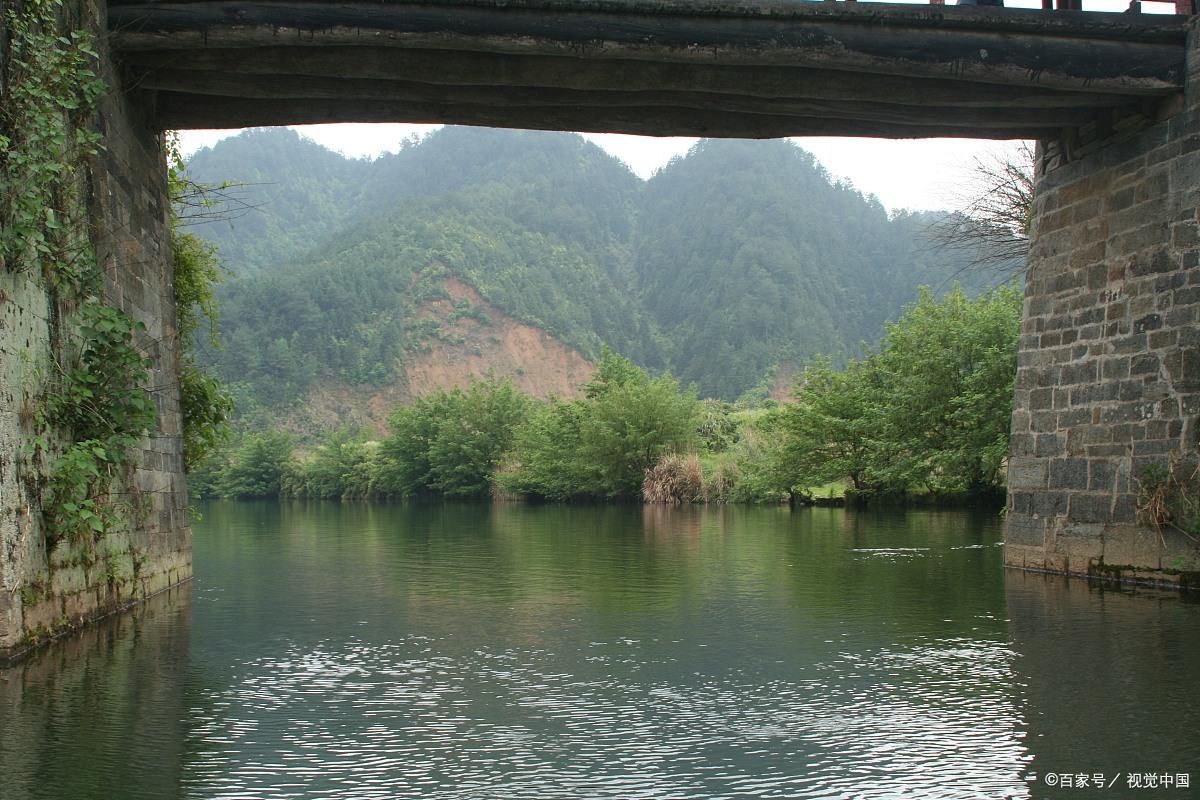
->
[176,0,1177,214]
[179,125,1024,213]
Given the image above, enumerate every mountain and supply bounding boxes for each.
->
[633,139,990,398]
[186,127,994,427]
[634,139,886,399]
[184,127,370,275]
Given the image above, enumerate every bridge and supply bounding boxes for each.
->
[2,0,1199,658]
[109,0,1190,138]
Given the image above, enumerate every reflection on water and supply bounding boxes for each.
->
[0,584,191,800]
[2,502,1198,799]
[1007,571,1200,799]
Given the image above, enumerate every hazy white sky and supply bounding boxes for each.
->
[180,125,1025,213]
[176,0,1175,213]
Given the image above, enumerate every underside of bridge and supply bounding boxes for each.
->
[109,0,1190,140]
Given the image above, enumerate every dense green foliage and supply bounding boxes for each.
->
[37,305,159,544]
[0,0,103,278]
[185,128,995,412]
[872,285,1021,495]
[197,350,699,502]
[213,430,295,499]
[168,139,235,472]
[499,348,699,500]
[779,356,880,493]
[779,284,1022,501]
[373,375,531,498]
[289,426,374,500]
[634,139,957,398]
[196,285,1019,506]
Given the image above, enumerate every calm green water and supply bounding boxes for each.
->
[2,502,1198,799]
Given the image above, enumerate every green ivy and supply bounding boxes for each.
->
[44,305,157,440]
[31,299,160,549]
[167,134,235,472]
[0,0,103,282]
[3,0,161,549]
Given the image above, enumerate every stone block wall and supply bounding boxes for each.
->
[0,0,191,660]
[1005,20,1200,584]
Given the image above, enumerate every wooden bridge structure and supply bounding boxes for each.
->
[108,0,1194,141]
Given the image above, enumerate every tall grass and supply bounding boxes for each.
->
[643,453,706,504]
[643,452,744,504]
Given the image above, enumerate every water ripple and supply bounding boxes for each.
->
[183,633,1029,799]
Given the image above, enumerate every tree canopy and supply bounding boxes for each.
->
[499,348,699,500]
[779,284,1022,501]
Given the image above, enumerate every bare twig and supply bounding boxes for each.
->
[927,142,1035,285]
[172,178,266,227]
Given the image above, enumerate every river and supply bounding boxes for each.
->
[1,501,1197,799]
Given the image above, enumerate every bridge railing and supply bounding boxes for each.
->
[1030,0,1193,11]
[839,0,1194,14]
[1115,0,1195,13]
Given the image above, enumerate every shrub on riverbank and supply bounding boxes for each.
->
[194,286,1019,506]
[372,375,532,498]
[780,284,1021,503]
[497,348,699,500]
[643,453,705,504]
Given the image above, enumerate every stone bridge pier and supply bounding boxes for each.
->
[1005,20,1200,585]
[1,0,189,661]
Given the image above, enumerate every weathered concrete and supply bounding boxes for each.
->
[1005,18,1200,586]
[0,0,190,661]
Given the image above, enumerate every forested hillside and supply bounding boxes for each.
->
[184,128,371,274]
[632,139,976,399]
[185,127,992,420]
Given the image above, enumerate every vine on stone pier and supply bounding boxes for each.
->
[166,134,235,474]
[2,0,159,549]
[0,0,102,281]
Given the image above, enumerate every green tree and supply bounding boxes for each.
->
[579,365,698,497]
[498,400,589,500]
[781,356,883,493]
[776,285,1021,502]
[217,431,295,498]
[502,348,699,500]
[873,284,1021,496]
[721,404,794,503]
[292,425,373,499]
[696,398,739,453]
[372,375,532,498]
